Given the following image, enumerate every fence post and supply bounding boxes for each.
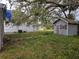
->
[0,4,5,50]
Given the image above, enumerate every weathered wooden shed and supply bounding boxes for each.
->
[53,18,79,35]
[0,4,5,49]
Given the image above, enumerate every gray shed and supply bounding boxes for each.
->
[0,4,5,50]
[53,18,79,35]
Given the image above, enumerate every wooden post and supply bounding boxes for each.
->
[0,4,5,50]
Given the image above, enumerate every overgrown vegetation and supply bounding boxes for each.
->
[0,32,79,59]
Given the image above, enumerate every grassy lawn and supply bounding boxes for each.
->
[0,31,79,59]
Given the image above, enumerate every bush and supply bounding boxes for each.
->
[18,30,22,33]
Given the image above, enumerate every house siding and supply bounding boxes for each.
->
[4,24,38,33]
[68,25,78,35]
[54,20,68,35]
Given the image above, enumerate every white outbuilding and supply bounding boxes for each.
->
[53,18,79,35]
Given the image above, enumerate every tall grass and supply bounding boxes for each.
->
[0,31,79,59]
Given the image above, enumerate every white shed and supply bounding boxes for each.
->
[53,18,79,35]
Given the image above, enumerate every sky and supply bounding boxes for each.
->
[0,0,10,9]
[0,0,17,10]
[75,8,79,21]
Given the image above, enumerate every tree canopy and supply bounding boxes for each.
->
[11,0,79,26]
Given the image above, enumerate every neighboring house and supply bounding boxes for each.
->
[4,23,38,33]
[53,18,79,35]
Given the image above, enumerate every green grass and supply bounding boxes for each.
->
[0,31,79,59]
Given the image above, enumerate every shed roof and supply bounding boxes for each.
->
[53,18,79,25]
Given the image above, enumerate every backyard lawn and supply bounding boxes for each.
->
[0,31,79,59]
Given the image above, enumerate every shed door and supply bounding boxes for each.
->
[59,25,67,35]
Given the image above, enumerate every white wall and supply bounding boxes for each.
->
[54,20,68,35]
[4,24,38,33]
[68,25,78,35]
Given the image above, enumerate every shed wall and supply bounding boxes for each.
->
[54,20,68,35]
[68,25,78,35]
